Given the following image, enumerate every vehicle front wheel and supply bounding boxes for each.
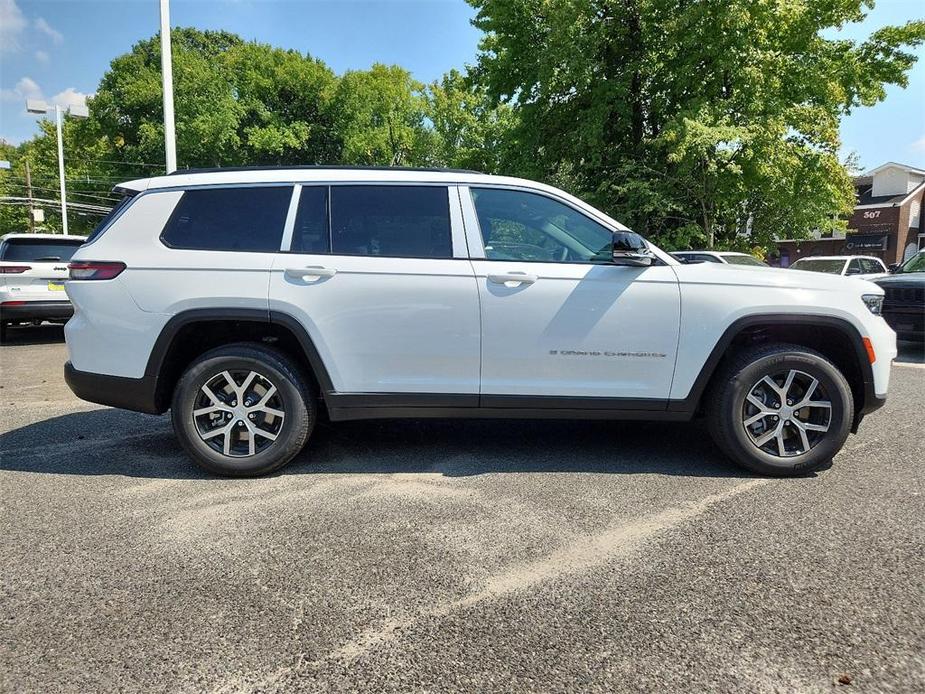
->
[707,343,854,476]
[171,343,315,477]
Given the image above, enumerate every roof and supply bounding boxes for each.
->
[118,166,510,193]
[674,250,750,256]
[855,180,925,208]
[0,232,85,241]
[167,165,482,176]
[862,161,925,177]
[791,255,879,261]
[111,167,636,236]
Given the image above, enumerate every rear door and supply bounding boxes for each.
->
[0,237,83,301]
[269,184,480,397]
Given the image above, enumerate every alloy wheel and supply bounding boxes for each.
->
[192,370,286,457]
[742,369,832,458]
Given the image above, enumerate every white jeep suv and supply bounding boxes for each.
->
[63,167,896,477]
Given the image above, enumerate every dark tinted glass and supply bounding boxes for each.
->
[161,186,292,252]
[0,238,83,261]
[291,186,330,254]
[330,186,451,258]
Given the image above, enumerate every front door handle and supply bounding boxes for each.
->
[487,271,537,288]
[285,266,336,282]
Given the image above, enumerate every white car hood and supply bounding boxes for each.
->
[671,262,883,294]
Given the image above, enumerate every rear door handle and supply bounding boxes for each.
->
[487,272,537,287]
[285,266,336,281]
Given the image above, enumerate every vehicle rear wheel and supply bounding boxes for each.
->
[171,343,315,477]
[707,343,854,476]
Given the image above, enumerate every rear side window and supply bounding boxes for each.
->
[0,238,83,262]
[291,186,330,254]
[330,186,451,258]
[161,186,292,252]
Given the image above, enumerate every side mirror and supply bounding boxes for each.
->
[845,267,861,276]
[612,231,653,267]
[888,263,900,273]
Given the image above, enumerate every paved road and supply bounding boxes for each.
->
[1,327,923,693]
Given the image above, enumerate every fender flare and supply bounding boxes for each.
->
[667,313,877,416]
[145,308,335,411]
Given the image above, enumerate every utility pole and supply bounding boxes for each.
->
[54,104,68,234]
[160,0,177,173]
[24,159,34,232]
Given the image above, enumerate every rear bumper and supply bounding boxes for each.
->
[64,361,160,414]
[0,300,73,322]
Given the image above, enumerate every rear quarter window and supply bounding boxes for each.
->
[161,186,293,252]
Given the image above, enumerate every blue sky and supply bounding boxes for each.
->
[1,0,923,171]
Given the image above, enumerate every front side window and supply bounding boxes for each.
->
[471,188,613,263]
[846,259,863,275]
[161,186,292,252]
[861,258,884,274]
[330,186,451,258]
[724,254,766,267]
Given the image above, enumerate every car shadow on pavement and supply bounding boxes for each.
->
[0,323,66,346]
[0,407,751,480]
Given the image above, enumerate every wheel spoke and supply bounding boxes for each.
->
[774,429,786,456]
[200,384,224,407]
[259,406,285,419]
[254,384,278,408]
[792,421,811,453]
[802,421,829,432]
[193,404,225,417]
[202,423,230,440]
[744,411,769,427]
[220,370,239,396]
[760,375,783,397]
[253,427,278,442]
[803,400,831,410]
[238,371,258,400]
[795,377,818,407]
[781,370,797,401]
[754,424,781,448]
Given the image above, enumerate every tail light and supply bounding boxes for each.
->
[68,261,126,280]
[0,265,31,274]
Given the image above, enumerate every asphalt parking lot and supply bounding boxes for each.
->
[1,326,923,693]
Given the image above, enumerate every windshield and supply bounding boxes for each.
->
[790,258,845,274]
[898,251,925,274]
[723,254,767,267]
[0,238,84,262]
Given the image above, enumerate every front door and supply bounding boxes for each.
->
[464,186,680,404]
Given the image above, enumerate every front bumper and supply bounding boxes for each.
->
[882,307,925,343]
[0,300,73,323]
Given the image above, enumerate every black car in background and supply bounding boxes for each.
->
[874,251,925,343]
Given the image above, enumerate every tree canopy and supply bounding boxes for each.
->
[2,5,923,251]
[467,0,925,250]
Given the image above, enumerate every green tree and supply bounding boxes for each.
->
[468,0,925,250]
[427,68,516,172]
[331,64,435,166]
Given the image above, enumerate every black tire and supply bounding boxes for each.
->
[170,343,315,477]
[706,343,854,476]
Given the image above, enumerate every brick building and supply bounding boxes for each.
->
[775,162,925,267]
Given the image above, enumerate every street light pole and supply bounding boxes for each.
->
[160,0,177,173]
[26,100,87,234]
[54,105,69,234]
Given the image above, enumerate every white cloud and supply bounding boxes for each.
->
[0,0,27,53]
[0,76,43,103]
[912,136,925,153]
[34,49,49,64]
[34,17,63,45]
[50,87,91,109]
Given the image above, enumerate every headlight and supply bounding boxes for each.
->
[862,294,883,316]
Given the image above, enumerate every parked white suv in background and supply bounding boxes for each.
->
[789,255,889,280]
[0,233,86,341]
[63,167,896,477]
